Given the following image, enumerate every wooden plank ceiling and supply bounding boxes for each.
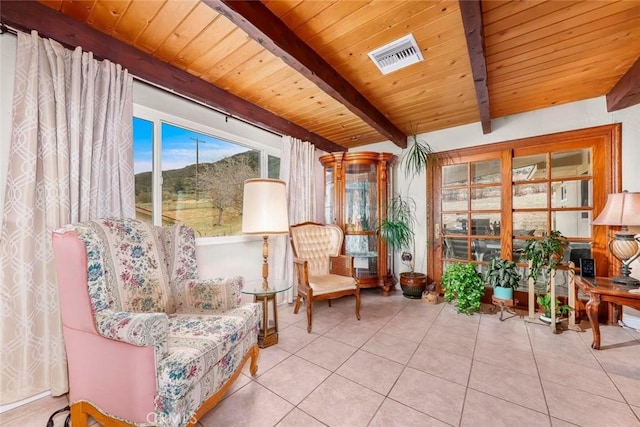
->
[10,1,640,150]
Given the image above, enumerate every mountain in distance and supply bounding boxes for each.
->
[135,150,279,196]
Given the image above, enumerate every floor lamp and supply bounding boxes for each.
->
[242,178,289,290]
[593,191,640,285]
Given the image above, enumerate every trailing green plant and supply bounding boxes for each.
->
[523,230,568,283]
[485,258,521,290]
[442,262,485,315]
[536,293,573,317]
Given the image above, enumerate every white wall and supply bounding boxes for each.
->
[353,97,640,276]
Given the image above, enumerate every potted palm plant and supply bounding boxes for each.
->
[378,195,427,298]
[485,258,521,300]
[442,262,485,314]
[377,135,438,298]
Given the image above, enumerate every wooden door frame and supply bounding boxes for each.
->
[427,124,621,287]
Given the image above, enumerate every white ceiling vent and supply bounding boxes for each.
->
[368,34,424,75]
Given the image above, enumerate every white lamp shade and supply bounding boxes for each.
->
[593,192,640,226]
[242,178,289,234]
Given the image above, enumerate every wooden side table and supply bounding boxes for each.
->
[576,276,640,349]
[242,280,291,348]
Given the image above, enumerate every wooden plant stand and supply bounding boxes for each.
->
[526,261,581,333]
[492,295,520,321]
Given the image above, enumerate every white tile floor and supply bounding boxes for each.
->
[3,289,640,427]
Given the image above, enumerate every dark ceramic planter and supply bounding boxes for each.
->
[399,272,428,299]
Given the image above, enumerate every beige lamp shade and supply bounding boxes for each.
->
[592,191,640,285]
[242,178,289,234]
[593,191,640,226]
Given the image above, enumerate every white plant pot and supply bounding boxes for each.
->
[539,314,561,324]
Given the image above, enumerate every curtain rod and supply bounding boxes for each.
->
[0,23,19,37]
[132,76,283,139]
[0,21,285,141]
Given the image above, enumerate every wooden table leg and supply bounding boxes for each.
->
[586,293,601,349]
[255,294,270,348]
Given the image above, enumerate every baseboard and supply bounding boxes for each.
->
[0,390,51,413]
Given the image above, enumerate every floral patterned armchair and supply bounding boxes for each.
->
[52,218,260,427]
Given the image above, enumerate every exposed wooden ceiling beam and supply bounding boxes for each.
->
[0,1,345,153]
[459,0,491,134]
[205,0,407,149]
[607,56,640,112]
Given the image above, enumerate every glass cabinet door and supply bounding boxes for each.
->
[345,234,378,279]
[344,163,377,232]
[325,166,335,224]
[344,162,378,280]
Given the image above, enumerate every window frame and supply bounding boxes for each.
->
[133,104,281,245]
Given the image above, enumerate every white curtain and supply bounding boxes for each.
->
[273,136,317,303]
[0,30,134,405]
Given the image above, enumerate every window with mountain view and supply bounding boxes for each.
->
[133,118,278,238]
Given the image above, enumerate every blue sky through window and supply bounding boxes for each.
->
[133,118,251,173]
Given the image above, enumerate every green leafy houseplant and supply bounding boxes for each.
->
[377,195,416,258]
[377,134,438,264]
[485,258,521,290]
[536,293,573,318]
[442,262,484,315]
[523,230,569,283]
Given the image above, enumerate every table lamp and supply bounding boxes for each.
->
[242,178,289,289]
[592,191,640,285]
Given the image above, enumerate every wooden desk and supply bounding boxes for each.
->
[576,276,640,349]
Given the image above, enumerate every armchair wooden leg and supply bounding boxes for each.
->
[306,299,313,333]
[355,292,361,321]
[249,344,259,377]
[293,294,302,314]
[70,403,89,427]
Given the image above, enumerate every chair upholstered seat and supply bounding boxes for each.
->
[52,218,260,427]
[308,274,357,295]
[158,305,260,402]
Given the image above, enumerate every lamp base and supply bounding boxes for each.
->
[611,275,640,286]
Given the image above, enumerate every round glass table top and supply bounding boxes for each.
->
[242,279,292,295]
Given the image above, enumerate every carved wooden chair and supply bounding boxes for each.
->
[289,222,360,333]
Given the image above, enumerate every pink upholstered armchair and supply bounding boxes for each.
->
[52,218,260,427]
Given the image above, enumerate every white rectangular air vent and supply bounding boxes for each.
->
[368,33,423,75]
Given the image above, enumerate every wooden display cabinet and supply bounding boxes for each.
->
[320,152,396,295]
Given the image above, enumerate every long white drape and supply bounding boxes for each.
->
[273,136,317,303]
[0,31,134,405]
